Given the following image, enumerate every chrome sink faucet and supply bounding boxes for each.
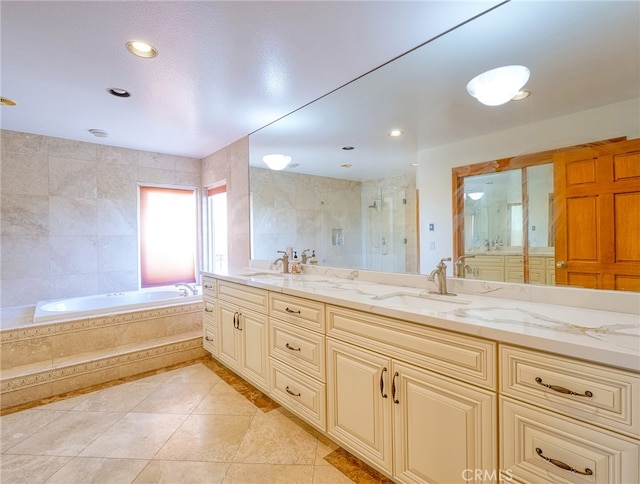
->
[427,257,456,296]
[175,283,198,295]
[273,250,290,274]
[454,254,475,278]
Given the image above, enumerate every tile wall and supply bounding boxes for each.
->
[0,130,202,308]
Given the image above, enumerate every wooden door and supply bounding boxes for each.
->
[554,139,640,291]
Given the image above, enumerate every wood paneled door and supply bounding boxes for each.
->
[554,139,640,291]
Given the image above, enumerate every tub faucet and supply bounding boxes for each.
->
[273,250,290,274]
[427,257,456,296]
[175,283,198,295]
[455,255,475,278]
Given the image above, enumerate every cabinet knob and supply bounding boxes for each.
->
[556,260,567,269]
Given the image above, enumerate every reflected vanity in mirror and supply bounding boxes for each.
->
[248,1,639,290]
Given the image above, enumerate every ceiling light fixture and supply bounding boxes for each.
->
[512,90,531,101]
[342,146,355,151]
[388,129,403,137]
[1,96,17,106]
[88,129,108,138]
[467,192,485,201]
[466,65,530,106]
[340,164,352,169]
[262,154,291,171]
[126,41,158,59]
[106,87,131,98]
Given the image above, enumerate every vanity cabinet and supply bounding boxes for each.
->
[326,305,496,482]
[529,256,555,285]
[466,255,505,282]
[504,255,524,283]
[268,292,326,431]
[215,281,270,392]
[499,345,640,483]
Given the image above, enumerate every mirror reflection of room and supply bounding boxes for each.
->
[248,1,639,291]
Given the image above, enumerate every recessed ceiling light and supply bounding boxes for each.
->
[342,146,355,151]
[512,90,531,101]
[1,96,17,106]
[126,41,158,59]
[88,129,108,138]
[388,129,403,137]
[340,164,352,168]
[106,87,131,98]
[410,163,418,167]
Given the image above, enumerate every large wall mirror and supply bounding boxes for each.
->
[248,1,639,290]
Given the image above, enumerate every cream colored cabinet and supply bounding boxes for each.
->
[466,255,505,282]
[504,255,524,283]
[215,281,269,392]
[500,345,640,483]
[268,292,326,431]
[501,398,638,483]
[326,306,497,482]
[327,338,393,474]
[203,296,217,356]
[546,257,556,285]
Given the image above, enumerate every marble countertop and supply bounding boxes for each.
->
[202,267,640,372]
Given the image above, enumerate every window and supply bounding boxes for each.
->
[139,186,197,287]
[207,184,228,271]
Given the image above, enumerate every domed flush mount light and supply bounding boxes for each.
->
[126,41,158,59]
[467,192,485,201]
[466,65,530,106]
[262,154,291,171]
[388,129,403,137]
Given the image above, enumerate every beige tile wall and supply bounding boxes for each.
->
[201,137,250,271]
[0,130,202,307]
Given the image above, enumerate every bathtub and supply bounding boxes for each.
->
[33,286,202,323]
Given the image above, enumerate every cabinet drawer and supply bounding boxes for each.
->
[203,297,216,322]
[269,318,325,381]
[505,256,524,266]
[529,256,545,268]
[269,293,325,332]
[217,280,268,313]
[202,277,216,298]
[472,255,504,266]
[501,345,640,438]
[269,358,326,431]
[501,397,639,484]
[203,321,217,355]
[327,305,496,390]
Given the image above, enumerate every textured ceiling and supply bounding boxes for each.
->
[0,1,501,159]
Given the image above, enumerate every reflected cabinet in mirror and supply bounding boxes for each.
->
[248,1,639,291]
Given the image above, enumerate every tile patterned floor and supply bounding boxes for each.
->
[1,357,393,483]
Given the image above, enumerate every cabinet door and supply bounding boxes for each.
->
[239,309,269,392]
[217,300,241,371]
[327,338,393,475]
[393,361,496,484]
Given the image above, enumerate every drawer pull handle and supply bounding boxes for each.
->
[380,367,388,398]
[285,386,301,397]
[205,336,214,342]
[535,377,593,397]
[285,343,301,351]
[204,307,214,312]
[392,372,400,404]
[285,307,301,314]
[536,448,593,476]
[204,284,213,289]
